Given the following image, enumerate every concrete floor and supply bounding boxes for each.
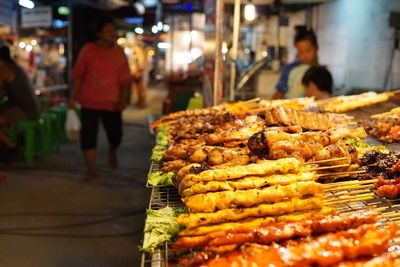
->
[0,87,166,267]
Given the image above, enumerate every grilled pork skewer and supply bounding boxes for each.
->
[178,207,336,237]
[180,223,397,267]
[334,252,400,267]
[173,210,378,251]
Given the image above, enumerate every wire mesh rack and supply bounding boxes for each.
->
[140,242,175,267]
[148,186,183,210]
[141,185,400,266]
[141,185,183,267]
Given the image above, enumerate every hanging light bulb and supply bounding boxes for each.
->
[244,1,256,22]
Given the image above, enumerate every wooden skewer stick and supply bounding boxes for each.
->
[324,179,377,188]
[325,192,373,203]
[311,164,351,171]
[324,193,374,206]
[372,206,386,212]
[324,181,375,190]
[337,205,380,214]
[243,102,260,108]
[380,212,400,219]
[306,157,349,165]
[324,184,374,192]
[325,191,373,200]
[246,107,272,114]
[317,170,367,178]
[324,189,372,198]
[243,98,261,104]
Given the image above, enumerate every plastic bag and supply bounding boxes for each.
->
[65,109,81,141]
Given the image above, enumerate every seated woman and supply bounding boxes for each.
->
[301,66,333,100]
[0,45,40,151]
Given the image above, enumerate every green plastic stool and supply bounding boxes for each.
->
[42,113,59,151]
[47,109,65,146]
[9,120,39,164]
[38,97,50,112]
[187,96,203,110]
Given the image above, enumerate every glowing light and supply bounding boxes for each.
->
[190,48,202,60]
[151,25,158,34]
[30,39,37,46]
[134,2,145,15]
[157,42,170,49]
[184,32,192,44]
[244,2,256,21]
[26,44,33,52]
[117,38,126,45]
[173,52,192,65]
[58,6,70,15]
[19,42,26,49]
[148,50,155,56]
[124,47,131,56]
[163,24,170,32]
[262,51,268,58]
[222,42,228,54]
[19,0,34,9]
[59,44,65,55]
[157,21,163,31]
[135,27,144,35]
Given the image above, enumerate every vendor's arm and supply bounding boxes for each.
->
[271,90,285,99]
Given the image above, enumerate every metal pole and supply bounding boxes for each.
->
[213,0,224,105]
[67,1,73,87]
[229,0,241,102]
[170,16,174,73]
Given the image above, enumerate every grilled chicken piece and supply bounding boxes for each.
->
[182,181,324,213]
[177,196,323,229]
[314,144,358,166]
[182,158,303,183]
[178,207,336,237]
[248,127,366,160]
[264,106,349,130]
[179,172,317,197]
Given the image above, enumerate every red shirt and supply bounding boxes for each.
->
[72,43,131,111]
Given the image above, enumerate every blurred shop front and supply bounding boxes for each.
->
[158,1,205,112]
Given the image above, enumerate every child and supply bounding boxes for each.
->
[302,66,333,100]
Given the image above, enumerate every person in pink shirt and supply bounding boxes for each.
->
[68,17,131,181]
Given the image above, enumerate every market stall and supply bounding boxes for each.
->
[140,90,400,266]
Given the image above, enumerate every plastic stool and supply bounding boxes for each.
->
[9,120,38,164]
[41,113,58,152]
[187,96,203,110]
[49,105,67,140]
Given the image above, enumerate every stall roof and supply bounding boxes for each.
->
[36,0,157,10]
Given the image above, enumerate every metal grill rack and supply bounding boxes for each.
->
[140,242,172,267]
[141,185,400,266]
[148,186,183,210]
[141,185,183,267]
